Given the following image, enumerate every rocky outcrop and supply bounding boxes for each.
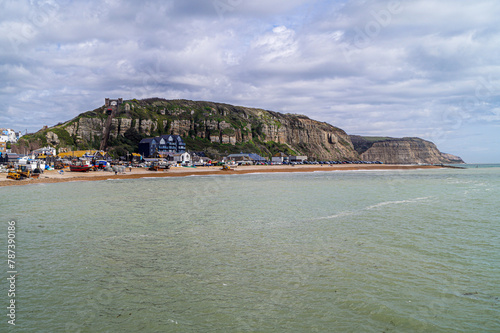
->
[66,117,104,142]
[46,131,60,146]
[439,152,465,164]
[350,136,464,164]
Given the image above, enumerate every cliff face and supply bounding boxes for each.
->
[27,98,359,160]
[350,136,464,164]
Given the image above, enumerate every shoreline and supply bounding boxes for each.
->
[0,164,451,187]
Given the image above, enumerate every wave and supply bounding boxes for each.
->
[365,197,431,210]
[316,211,355,220]
[314,197,431,221]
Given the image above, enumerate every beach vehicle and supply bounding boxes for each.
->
[221,164,232,170]
[149,161,170,171]
[7,165,32,180]
[54,160,65,169]
[7,169,21,180]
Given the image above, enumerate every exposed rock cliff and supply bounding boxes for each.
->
[20,98,359,160]
[350,136,464,164]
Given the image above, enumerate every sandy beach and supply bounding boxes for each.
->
[0,164,449,187]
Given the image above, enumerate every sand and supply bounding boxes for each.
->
[0,164,449,187]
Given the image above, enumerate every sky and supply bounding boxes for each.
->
[1,0,499,163]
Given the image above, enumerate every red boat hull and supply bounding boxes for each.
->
[69,165,92,172]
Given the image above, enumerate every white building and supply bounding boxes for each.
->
[173,152,191,164]
[0,129,22,143]
[290,155,308,163]
[271,152,289,164]
[33,146,57,156]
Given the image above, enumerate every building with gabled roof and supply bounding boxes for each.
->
[138,138,157,158]
[138,135,186,158]
[33,146,57,156]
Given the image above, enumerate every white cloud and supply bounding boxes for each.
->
[251,26,299,62]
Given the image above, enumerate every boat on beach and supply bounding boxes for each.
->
[148,161,170,171]
[18,156,46,171]
[69,160,93,172]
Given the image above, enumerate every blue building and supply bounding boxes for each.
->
[139,135,186,158]
[138,138,157,158]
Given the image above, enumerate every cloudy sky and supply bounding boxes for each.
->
[1,0,499,162]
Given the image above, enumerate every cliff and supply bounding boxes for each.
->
[15,98,463,163]
[17,98,358,160]
[350,136,465,164]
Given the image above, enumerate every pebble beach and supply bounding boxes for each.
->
[0,164,445,187]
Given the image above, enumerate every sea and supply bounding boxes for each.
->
[1,165,499,332]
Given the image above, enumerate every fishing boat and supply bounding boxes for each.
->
[69,160,93,172]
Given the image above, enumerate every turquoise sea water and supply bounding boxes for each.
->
[1,166,500,332]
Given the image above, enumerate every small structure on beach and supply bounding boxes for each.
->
[271,152,290,164]
[289,155,308,163]
[173,152,191,164]
[130,153,142,162]
[191,153,211,165]
[158,152,191,164]
[226,153,267,163]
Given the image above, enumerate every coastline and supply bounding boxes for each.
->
[0,164,449,187]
